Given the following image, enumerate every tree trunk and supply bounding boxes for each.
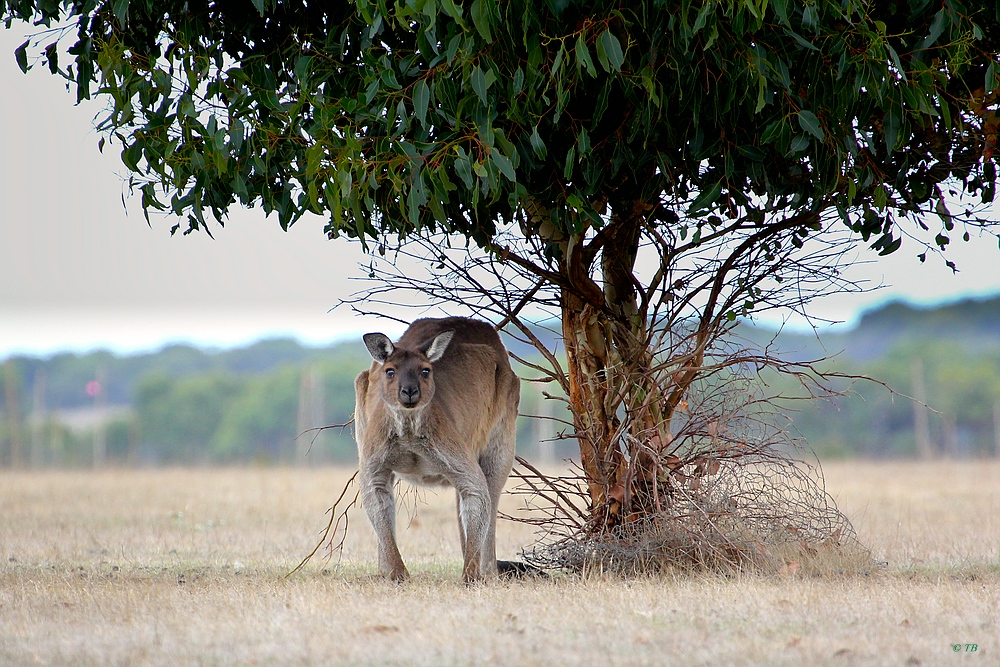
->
[558,205,673,528]
[3,360,25,469]
[561,288,616,513]
[910,359,933,459]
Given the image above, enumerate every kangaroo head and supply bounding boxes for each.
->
[363,330,455,409]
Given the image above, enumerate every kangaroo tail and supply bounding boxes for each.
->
[496,560,549,579]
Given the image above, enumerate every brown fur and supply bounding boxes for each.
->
[354,317,520,582]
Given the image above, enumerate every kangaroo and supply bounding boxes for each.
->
[354,317,520,583]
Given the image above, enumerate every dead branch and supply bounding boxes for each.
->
[286,470,360,577]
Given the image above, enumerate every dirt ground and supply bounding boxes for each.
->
[1,461,997,666]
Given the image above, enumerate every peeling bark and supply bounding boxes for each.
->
[558,203,676,526]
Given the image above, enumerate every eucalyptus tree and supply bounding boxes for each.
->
[6,0,999,524]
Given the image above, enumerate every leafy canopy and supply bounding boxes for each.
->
[5,0,999,260]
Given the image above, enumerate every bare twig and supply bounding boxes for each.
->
[286,470,360,577]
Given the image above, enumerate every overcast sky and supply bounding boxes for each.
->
[3,27,1000,358]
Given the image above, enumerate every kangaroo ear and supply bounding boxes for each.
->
[422,330,455,363]
[363,333,394,363]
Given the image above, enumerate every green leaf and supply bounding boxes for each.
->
[692,2,712,34]
[338,169,353,199]
[470,0,493,42]
[494,128,516,157]
[414,79,430,125]
[492,151,515,182]
[512,67,524,95]
[261,89,283,112]
[470,66,488,105]
[396,140,418,159]
[380,68,401,90]
[986,60,999,95]
[14,40,29,73]
[885,43,906,81]
[703,22,719,50]
[591,78,612,130]
[875,233,902,256]
[688,181,723,214]
[596,30,624,73]
[797,110,824,141]
[446,33,462,64]
[785,30,819,52]
[935,197,953,229]
[772,0,791,27]
[307,180,320,211]
[179,95,197,117]
[575,33,596,76]
[529,125,547,159]
[454,147,474,189]
[754,77,766,113]
[787,134,809,155]
[874,184,887,210]
[305,143,323,177]
[760,119,785,145]
[251,0,265,17]
[428,192,448,224]
[230,119,245,151]
[884,109,900,152]
[563,145,576,180]
[919,9,946,50]
[294,55,312,84]
[122,141,143,171]
[937,92,952,129]
[801,4,818,32]
[112,0,129,27]
[551,43,565,76]
[641,69,661,107]
[440,0,464,21]
[736,145,766,161]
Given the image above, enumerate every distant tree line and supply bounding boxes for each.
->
[772,339,1000,459]
[0,339,560,467]
[0,340,364,466]
[131,361,358,464]
[2,316,1000,467]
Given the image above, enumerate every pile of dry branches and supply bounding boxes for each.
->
[506,452,863,576]
[503,362,866,576]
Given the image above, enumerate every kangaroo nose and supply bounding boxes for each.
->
[399,385,420,405]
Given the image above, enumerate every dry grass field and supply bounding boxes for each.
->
[1,461,997,666]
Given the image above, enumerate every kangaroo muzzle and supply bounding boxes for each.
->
[398,384,421,407]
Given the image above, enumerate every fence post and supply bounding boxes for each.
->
[910,359,933,459]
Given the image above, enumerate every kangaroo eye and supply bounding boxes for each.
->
[420,368,430,378]
[385,368,395,378]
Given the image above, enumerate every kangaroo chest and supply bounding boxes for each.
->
[385,431,452,488]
